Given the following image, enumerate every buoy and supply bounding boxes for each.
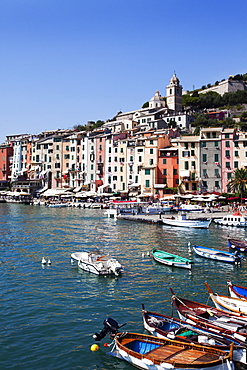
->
[41,257,46,264]
[142,253,145,258]
[47,259,51,265]
[90,344,99,351]
[188,242,191,247]
[147,251,150,256]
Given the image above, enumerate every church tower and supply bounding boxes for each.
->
[166,73,183,112]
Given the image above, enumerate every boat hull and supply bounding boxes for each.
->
[193,245,240,263]
[109,332,234,370]
[152,248,192,269]
[162,219,211,228]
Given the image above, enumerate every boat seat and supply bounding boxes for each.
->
[125,340,159,354]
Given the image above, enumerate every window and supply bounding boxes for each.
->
[227,172,232,180]
[235,151,239,157]
[202,142,207,147]
[214,154,219,162]
[225,150,230,157]
[226,162,230,168]
[163,159,166,164]
[191,142,195,148]
[149,159,153,165]
[206,133,211,138]
[145,169,150,175]
[202,154,207,163]
[214,141,219,147]
[163,169,167,175]
[150,140,153,145]
[212,132,217,138]
[225,133,229,138]
[120,148,123,153]
[214,169,219,177]
[173,169,177,175]
[138,156,142,162]
[145,180,150,188]
[191,150,195,156]
[191,161,196,169]
[215,181,219,188]
[234,161,238,168]
[55,162,60,168]
[109,147,111,153]
[150,149,153,154]
[56,145,60,150]
[184,143,188,149]
[184,161,189,170]
[234,142,239,147]
[120,176,123,182]
[225,141,230,147]
[203,169,207,177]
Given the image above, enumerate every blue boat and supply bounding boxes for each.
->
[227,281,247,299]
[193,245,243,264]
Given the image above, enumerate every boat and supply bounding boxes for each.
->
[214,212,247,227]
[205,282,247,316]
[228,238,247,252]
[107,331,234,370]
[170,289,247,341]
[70,251,123,276]
[152,248,193,269]
[227,281,247,299]
[192,245,243,264]
[162,214,212,228]
[142,305,247,364]
[176,204,204,212]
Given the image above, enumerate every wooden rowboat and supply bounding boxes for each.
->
[205,281,247,316]
[108,331,234,370]
[192,245,243,264]
[142,304,247,364]
[227,281,247,299]
[152,248,193,269]
[170,288,247,343]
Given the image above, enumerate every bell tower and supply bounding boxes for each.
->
[166,73,183,112]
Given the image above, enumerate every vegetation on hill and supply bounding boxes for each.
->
[182,90,247,112]
[73,120,105,132]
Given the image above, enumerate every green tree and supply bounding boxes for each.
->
[142,102,149,108]
[228,168,247,202]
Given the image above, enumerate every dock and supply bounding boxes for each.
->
[117,211,230,224]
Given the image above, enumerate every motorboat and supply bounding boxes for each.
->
[214,213,247,227]
[162,214,211,228]
[176,204,204,212]
[71,251,123,276]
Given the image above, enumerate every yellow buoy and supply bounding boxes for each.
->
[90,344,99,352]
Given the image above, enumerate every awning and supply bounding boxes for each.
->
[36,186,48,193]
[137,192,153,197]
[43,188,71,197]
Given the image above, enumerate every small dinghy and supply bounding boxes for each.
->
[93,318,234,370]
[205,281,247,316]
[228,238,247,252]
[152,248,193,269]
[227,281,247,299]
[193,245,243,264]
[71,251,123,276]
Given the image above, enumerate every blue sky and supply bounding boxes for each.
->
[0,0,246,143]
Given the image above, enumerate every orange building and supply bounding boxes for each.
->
[0,144,13,188]
[157,146,179,194]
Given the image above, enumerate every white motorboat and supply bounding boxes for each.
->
[214,212,247,227]
[162,214,211,228]
[177,204,204,212]
[70,251,123,276]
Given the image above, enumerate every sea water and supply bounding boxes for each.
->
[0,203,246,369]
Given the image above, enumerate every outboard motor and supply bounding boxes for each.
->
[93,318,126,341]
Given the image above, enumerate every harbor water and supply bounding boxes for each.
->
[1,203,247,370]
